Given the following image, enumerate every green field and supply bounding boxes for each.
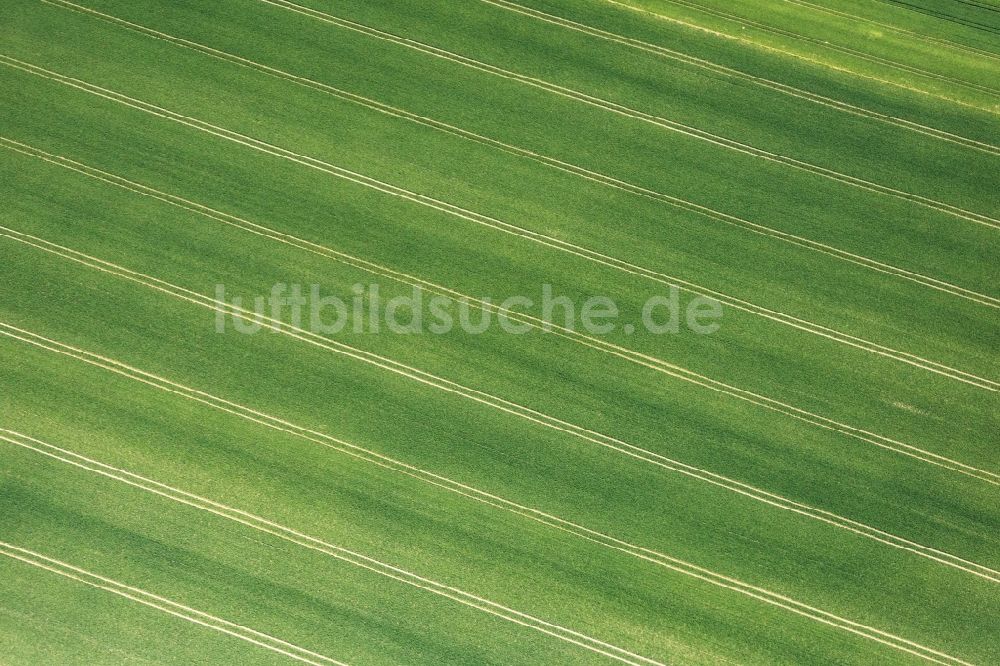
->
[1,0,998,663]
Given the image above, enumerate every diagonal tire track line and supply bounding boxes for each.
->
[4,224,1000,564]
[1,147,998,480]
[873,0,1000,35]
[28,0,1000,308]
[0,429,978,665]
[8,220,999,485]
[50,0,1000,157]
[1,9,993,664]
[1,321,997,583]
[0,540,651,666]
[781,0,1000,61]
[3,137,997,393]
[0,442,663,666]
[3,217,999,485]
[255,0,1000,229]
[3,61,999,389]
[2,59,998,472]
[0,542,347,666]
[622,0,1000,95]
[600,0,1000,115]
[479,0,1000,155]
[0,551,640,666]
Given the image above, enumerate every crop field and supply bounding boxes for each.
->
[0,0,998,663]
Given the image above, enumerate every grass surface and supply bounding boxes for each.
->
[0,0,998,664]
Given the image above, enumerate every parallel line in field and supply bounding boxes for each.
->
[4,139,996,400]
[7,62,1000,544]
[627,0,1000,95]
[480,0,1000,154]
[256,0,1000,229]
[601,0,1000,114]
[12,142,1000,402]
[6,69,998,461]
[28,3,1000,309]
[2,140,997,479]
[5,200,999,481]
[0,429,977,665]
[4,7,994,663]
[781,0,1000,61]
[0,547,648,666]
[3,62,998,392]
[4,225,991,484]
[2,320,997,585]
[0,436,664,666]
[0,542,346,666]
[948,0,1000,14]
[872,0,1000,35]
[6,64,1000,472]
[6,227,1000,574]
